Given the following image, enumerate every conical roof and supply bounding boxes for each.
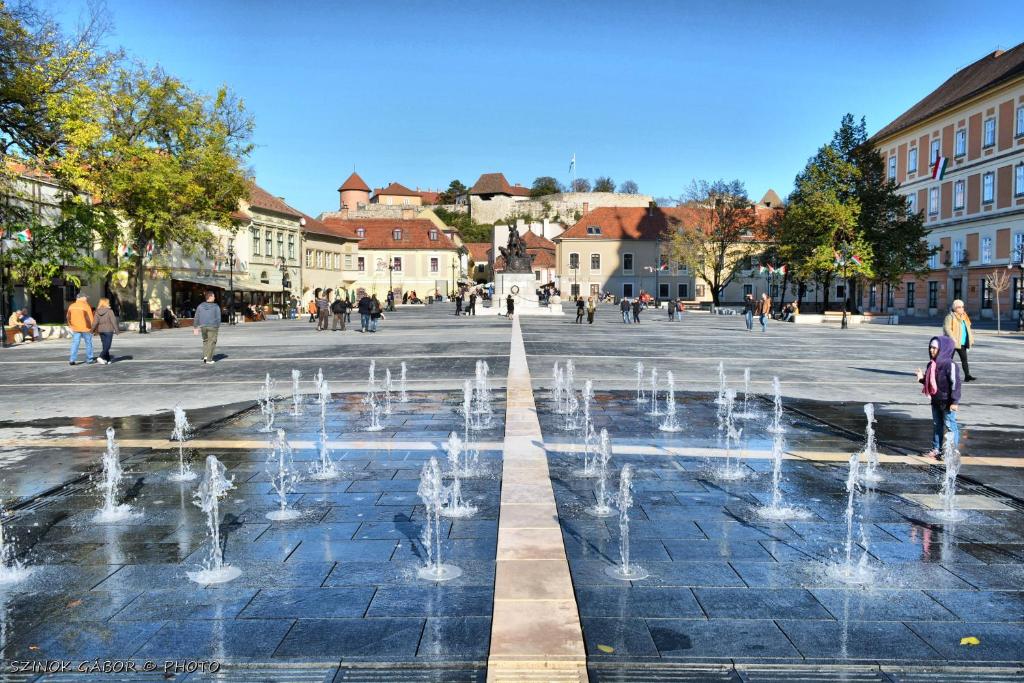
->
[339,172,371,192]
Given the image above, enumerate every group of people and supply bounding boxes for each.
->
[742,293,774,332]
[307,288,385,333]
[7,308,41,341]
[65,294,119,365]
[454,289,479,316]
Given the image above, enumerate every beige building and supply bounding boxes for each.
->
[371,181,423,206]
[870,43,1024,318]
[299,214,361,305]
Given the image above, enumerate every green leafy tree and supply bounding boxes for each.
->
[570,177,591,192]
[619,179,639,194]
[593,176,615,192]
[530,176,563,198]
[74,62,253,326]
[662,179,758,306]
[436,179,467,205]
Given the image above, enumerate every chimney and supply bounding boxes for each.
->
[340,207,349,219]
[648,200,655,216]
[582,202,589,214]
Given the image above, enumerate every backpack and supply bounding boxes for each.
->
[331,300,344,314]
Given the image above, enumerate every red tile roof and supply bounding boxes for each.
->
[557,205,775,241]
[469,172,514,195]
[872,42,1024,142]
[247,182,303,219]
[339,172,371,192]
[417,190,441,204]
[373,181,419,198]
[319,218,457,250]
[302,213,360,240]
[521,230,556,250]
[508,184,531,197]
[465,242,491,263]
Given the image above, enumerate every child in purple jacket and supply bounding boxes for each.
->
[915,335,961,460]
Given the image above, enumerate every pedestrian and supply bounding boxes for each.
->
[386,289,395,312]
[620,297,631,324]
[370,294,382,332]
[782,300,799,322]
[667,298,675,321]
[331,295,346,331]
[575,297,585,324]
[344,293,353,324]
[66,294,96,365]
[455,292,463,316]
[586,296,596,324]
[91,297,119,365]
[506,294,515,319]
[756,292,771,332]
[308,289,320,323]
[468,291,477,316]
[676,299,685,322]
[317,289,331,331]
[357,294,371,332]
[631,297,641,323]
[742,294,754,331]
[192,291,222,364]
[943,299,976,382]
[915,336,961,460]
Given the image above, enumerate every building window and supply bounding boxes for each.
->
[928,186,939,215]
[696,284,705,298]
[252,227,261,256]
[569,253,579,269]
[586,226,601,235]
[982,172,994,203]
[260,270,269,284]
[277,232,284,257]
[430,257,439,273]
[623,253,633,272]
[622,282,634,298]
[982,236,993,264]
[356,228,365,238]
[678,283,688,298]
[886,285,895,309]
[344,254,352,270]
[981,279,993,309]
[570,283,580,297]
[1016,164,1024,196]
[333,253,340,270]
[392,257,402,272]
[954,179,965,210]
[1014,277,1023,310]
[928,250,939,270]
[906,281,915,309]
[392,229,402,241]
[836,284,846,300]
[869,284,877,309]
[887,155,896,180]
[1017,106,1024,137]
[316,251,323,269]
[743,284,753,297]
[955,128,966,156]
[428,229,438,241]
[928,281,938,308]
[952,239,964,266]
[357,256,365,272]
[929,138,940,165]
[590,254,600,270]
[304,249,312,268]
[907,193,916,214]
[1013,233,1024,263]
[658,283,669,299]
[952,277,963,301]
[288,235,295,260]
[265,230,273,257]
[908,146,918,172]
[983,117,996,147]
[535,270,541,281]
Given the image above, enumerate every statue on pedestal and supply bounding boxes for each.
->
[498,227,533,273]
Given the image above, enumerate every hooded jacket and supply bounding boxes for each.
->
[923,335,961,406]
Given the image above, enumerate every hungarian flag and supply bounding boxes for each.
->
[14,228,31,242]
[758,265,767,274]
[144,240,154,259]
[779,264,787,275]
[850,254,864,266]
[767,264,776,274]
[833,251,844,266]
[931,155,948,180]
[119,243,135,258]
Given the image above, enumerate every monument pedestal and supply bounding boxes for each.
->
[480,272,563,316]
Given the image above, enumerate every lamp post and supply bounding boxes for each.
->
[451,261,456,300]
[1014,243,1024,332]
[0,227,8,349]
[137,239,148,335]
[835,243,855,330]
[572,265,578,301]
[654,236,661,307]
[227,237,236,325]
[278,256,289,317]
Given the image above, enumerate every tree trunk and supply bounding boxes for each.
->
[134,247,145,333]
[822,274,832,311]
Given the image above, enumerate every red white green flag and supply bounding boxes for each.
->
[850,254,864,266]
[14,228,31,242]
[931,155,948,180]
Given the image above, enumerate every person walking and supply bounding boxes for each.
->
[358,294,371,332]
[667,298,676,321]
[193,291,222,364]
[506,294,515,319]
[575,297,585,324]
[66,294,96,365]
[620,297,631,324]
[370,294,382,332]
[916,336,962,459]
[386,289,395,312]
[331,295,346,331]
[586,296,596,324]
[91,298,119,365]
[742,294,755,331]
[308,289,320,323]
[756,292,772,332]
[455,292,463,316]
[468,291,477,316]
[943,299,976,382]
[631,297,641,323]
[316,290,331,331]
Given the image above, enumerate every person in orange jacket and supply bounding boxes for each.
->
[66,294,96,365]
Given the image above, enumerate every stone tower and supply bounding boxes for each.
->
[338,172,371,210]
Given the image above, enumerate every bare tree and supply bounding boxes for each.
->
[985,270,1011,334]
[618,179,639,194]
[571,177,591,192]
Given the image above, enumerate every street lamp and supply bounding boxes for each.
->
[451,261,457,300]
[836,243,853,330]
[278,256,290,317]
[654,236,661,307]
[387,261,395,310]
[1013,243,1024,332]
[227,237,236,325]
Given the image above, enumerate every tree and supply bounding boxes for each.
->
[570,177,591,192]
[662,179,759,306]
[593,176,615,192]
[432,206,492,243]
[436,179,467,205]
[619,179,639,194]
[530,176,563,198]
[985,270,1011,334]
[73,62,253,329]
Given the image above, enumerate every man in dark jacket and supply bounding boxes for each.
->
[468,292,477,316]
[316,290,330,331]
[386,290,395,312]
[192,291,221,364]
[631,298,641,323]
[575,298,585,324]
[742,294,755,331]
[620,297,631,324]
[358,295,371,332]
[916,335,962,459]
[331,296,346,331]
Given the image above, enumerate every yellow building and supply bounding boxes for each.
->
[870,43,1024,318]
[299,214,361,305]
[371,181,423,206]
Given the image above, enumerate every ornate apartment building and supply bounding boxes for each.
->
[871,43,1024,318]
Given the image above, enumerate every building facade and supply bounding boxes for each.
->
[299,214,361,305]
[871,43,1024,319]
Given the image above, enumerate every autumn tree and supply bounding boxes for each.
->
[662,179,758,306]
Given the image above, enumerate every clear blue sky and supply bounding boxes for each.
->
[56,0,1022,216]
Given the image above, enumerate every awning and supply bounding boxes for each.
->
[172,273,281,293]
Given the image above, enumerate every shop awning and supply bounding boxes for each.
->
[172,273,280,293]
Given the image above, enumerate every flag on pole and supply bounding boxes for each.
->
[767,264,776,274]
[14,228,31,242]
[569,154,575,174]
[144,240,154,260]
[758,265,767,274]
[931,155,948,180]
[779,264,787,276]
[118,243,134,258]
[849,254,863,266]
[833,251,844,267]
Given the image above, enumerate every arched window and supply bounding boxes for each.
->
[260,270,269,284]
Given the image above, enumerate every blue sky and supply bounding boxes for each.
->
[55,0,1022,216]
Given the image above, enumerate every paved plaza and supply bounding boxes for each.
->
[0,304,1022,681]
